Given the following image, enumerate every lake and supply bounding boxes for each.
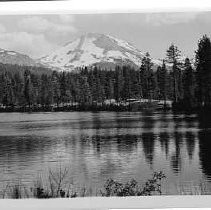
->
[0,111,211,195]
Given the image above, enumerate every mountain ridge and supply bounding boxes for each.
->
[0,48,38,67]
[0,33,191,72]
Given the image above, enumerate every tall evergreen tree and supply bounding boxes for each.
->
[157,60,168,104]
[182,58,196,108]
[60,72,68,105]
[24,70,33,108]
[122,66,133,100]
[114,66,124,103]
[79,76,92,106]
[195,35,211,107]
[140,52,155,100]
[51,71,61,107]
[166,44,182,103]
[105,70,115,101]
[2,72,15,106]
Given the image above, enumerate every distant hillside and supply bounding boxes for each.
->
[0,48,38,67]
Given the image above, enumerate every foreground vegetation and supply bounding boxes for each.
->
[0,35,211,112]
[2,168,210,198]
[0,170,166,199]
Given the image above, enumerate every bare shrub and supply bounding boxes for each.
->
[1,170,166,198]
[101,171,166,196]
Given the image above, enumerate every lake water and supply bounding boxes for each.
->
[0,111,211,195]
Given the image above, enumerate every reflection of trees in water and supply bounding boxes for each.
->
[185,132,196,160]
[198,112,211,130]
[141,133,155,165]
[140,112,156,165]
[158,130,196,170]
[91,112,102,130]
[79,112,102,154]
[141,111,155,129]
[198,112,211,178]
[199,130,211,178]
[67,112,201,181]
[78,112,141,157]
[159,132,170,158]
[184,115,197,161]
[157,112,171,159]
[170,132,183,174]
[172,114,182,131]
[169,113,197,174]
[116,134,138,154]
[89,134,138,155]
[186,114,198,128]
[0,135,54,164]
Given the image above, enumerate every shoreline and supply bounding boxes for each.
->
[0,106,207,114]
[0,104,172,113]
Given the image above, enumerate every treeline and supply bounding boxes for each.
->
[0,62,174,110]
[0,35,211,111]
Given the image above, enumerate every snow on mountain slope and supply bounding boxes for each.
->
[40,33,161,71]
[0,48,37,67]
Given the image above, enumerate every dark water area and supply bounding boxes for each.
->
[0,111,211,195]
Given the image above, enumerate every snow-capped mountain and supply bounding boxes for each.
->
[0,48,37,67]
[40,33,161,71]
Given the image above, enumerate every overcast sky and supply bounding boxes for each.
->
[0,12,211,59]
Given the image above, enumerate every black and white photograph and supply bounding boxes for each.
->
[0,1,211,206]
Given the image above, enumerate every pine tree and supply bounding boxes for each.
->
[51,71,61,107]
[24,70,33,108]
[105,70,115,101]
[131,68,142,99]
[166,44,182,103]
[108,77,115,101]
[2,72,15,107]
[157,60,168,104]
[60,72,68,105]
[182,58,196,108]
[114,66,124,103]
[140,52,155,100]
[15,72,24,106]
[122,66,132,100]
[79,76,92,106]
[195,35,211,107]
[31,73,40,106]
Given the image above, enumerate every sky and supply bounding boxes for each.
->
[0,12,211,59]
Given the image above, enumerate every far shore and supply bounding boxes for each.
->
[0,105,172,113]
[0,104,206,114]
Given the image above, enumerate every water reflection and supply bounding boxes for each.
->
[141,133,155,165]
[0,111,210,194]
[159,132,170,158]
[185,132,196,160]
[198,113,211,179]
[171,131,183,174]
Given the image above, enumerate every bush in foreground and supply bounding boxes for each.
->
[101,171,166,196]
[1,170,166,198]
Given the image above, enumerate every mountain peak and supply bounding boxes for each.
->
[40,33,160,71]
